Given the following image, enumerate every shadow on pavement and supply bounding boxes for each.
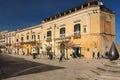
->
[0,54,64,79]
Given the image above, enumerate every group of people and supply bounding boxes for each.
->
[92,51,100,59]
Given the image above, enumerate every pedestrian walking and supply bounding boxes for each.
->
[97,51,100,59]
[92,52,95,59]
[49,53,53,60]
[59,54,63,62]
[59,50,63,62]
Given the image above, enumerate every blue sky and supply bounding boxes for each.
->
[0,0,120,45]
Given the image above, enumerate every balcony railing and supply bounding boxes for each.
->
[60,33,65,37]
[55,31,81,39]
[20,40,24,43]
[55,33,71,39]
[19,39,36,44]
[73,31,80,36]
[46,36,52,41]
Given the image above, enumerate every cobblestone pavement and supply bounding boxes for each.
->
[3,54,109,80]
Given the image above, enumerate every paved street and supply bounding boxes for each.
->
[0,53,109,80]
[0,54,64,80]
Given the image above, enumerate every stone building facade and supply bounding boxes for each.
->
[0,0,116,58]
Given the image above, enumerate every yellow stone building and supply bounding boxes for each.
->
[15,25,42,55]
[0,30,8,53]
[5,31,16,54]
[40,0,115,58]
[1,0,116,58]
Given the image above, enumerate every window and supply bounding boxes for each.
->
[74,24,80,35]
[32,35,36,40]
[83,28,87,33]
[60,27,65,37]
[46,31,52,40]
[9,38,11,44]
[47,31,51,37]
[27,35,29,40]
[38,34,40,39]
[21,37,24,42]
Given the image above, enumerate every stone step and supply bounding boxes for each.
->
[90,68,104,76]
[101,74,120,80]
[90,67,120,80]
[83,69,103,80]
[104,63,120,69]
[97,66,120,73]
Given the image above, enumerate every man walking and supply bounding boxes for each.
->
[92,52,95,59]
[97,52,100,59]
[59,50,64,62]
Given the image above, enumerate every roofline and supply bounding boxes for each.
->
[16,24,42,33]
[42,0,114,23]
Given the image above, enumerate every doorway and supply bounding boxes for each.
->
[73,47,81,58]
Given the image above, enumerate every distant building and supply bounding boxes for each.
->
[0,30,8,53]
[5,31,16,54]
[1,0,116,58]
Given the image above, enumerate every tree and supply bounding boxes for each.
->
[45,45,53,60]
[60,41,75,59]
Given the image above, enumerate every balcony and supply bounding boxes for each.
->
[46,36,52,42]
[20,39,36,44]
[29,39,36,42]
[73,31,81,38]
[55,31,81,40]
[55,33,71,40]
[73,31,80,36]
[60,33,65,37]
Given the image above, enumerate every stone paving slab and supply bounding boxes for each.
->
[3,54,110,80]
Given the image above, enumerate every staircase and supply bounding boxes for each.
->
[83,60,120,80]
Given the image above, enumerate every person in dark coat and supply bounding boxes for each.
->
[92,52,95,59]
[59,50,63,62]
[97,52,100,59]
[59,54,62,62]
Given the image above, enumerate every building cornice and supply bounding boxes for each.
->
[16,25,42,33]
[42,0,114,23]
